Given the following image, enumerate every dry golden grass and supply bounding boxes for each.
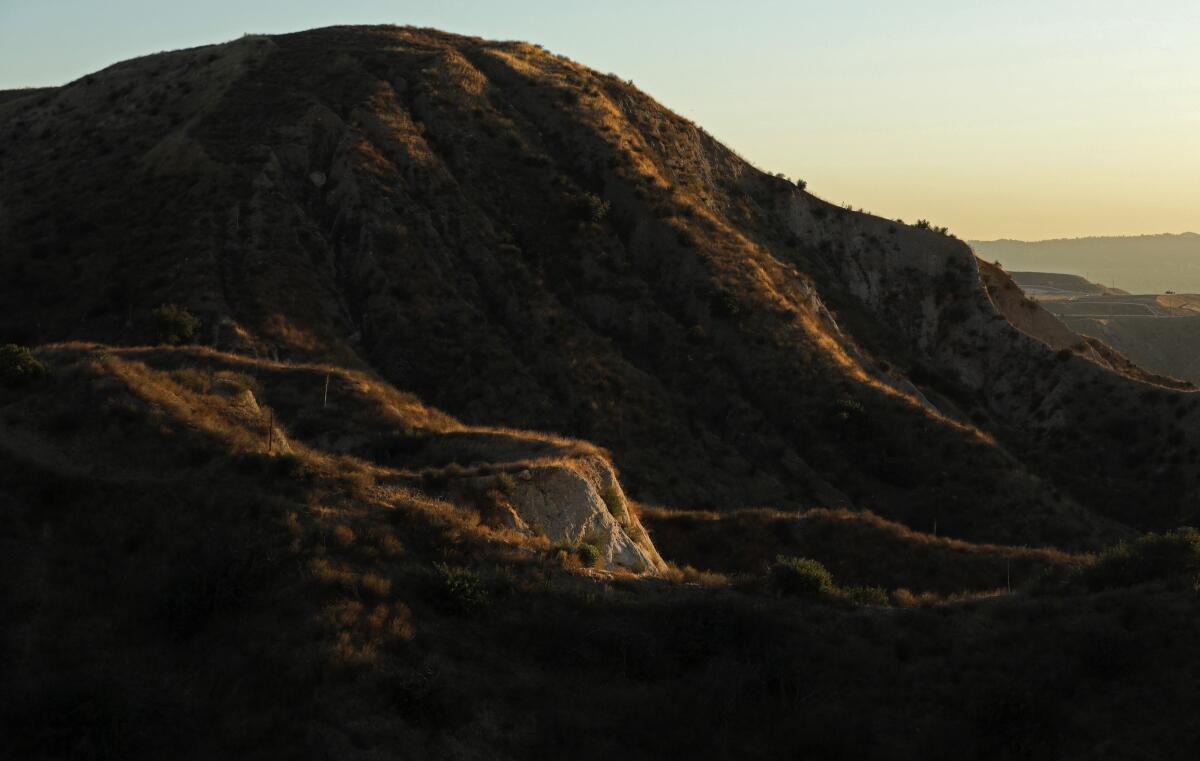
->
[3,340,1096,603]
[891,587,1008,608]
[661,563,729,588]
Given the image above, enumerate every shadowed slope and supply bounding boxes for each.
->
[3,348,1199,760]
[2,26,1197,547]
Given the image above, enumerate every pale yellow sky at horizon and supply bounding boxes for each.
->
[647,3,1200,241]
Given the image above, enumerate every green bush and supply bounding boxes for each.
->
[769,556,834,599]
[152,303,201,344]
[577,543,602,568]
[840,586,889,607]
[494,472,517,496]
[0,344,47,388]
[1078,528,1200,591]
[568,191,609,223]
[432,562,488,612]
[600,485,626,523]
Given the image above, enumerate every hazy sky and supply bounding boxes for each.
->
[2,0,1197,240]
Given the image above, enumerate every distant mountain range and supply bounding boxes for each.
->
[970,233,1200,294]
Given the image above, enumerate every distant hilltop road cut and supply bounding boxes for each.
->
[1010,271,1200,384]
[1008,272,1126,298]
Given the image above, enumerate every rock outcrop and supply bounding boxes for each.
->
[507,455,665,574]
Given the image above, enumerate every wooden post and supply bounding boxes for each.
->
[323,373,330,409]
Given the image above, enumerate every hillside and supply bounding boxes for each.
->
[3,25,1200,760]
[972,233,1200,294]
[4,342,1200,760]
[3,25,1197,541]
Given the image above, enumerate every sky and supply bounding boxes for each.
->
[1,0,1197,240]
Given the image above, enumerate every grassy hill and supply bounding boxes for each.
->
[3,342,1200,760]
[3,25,1200,760]
[4,26,1197,539]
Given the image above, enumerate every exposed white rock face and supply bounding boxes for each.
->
[507,455,666,575]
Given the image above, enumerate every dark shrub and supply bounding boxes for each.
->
[769,556,834,599]
[0,344,47,388]
[432,562,489,612]
[568,191,609,223]
[151,303,200,344]
[272,454,315,482]
[711,291,741,318]
[1078,528,1200,590]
